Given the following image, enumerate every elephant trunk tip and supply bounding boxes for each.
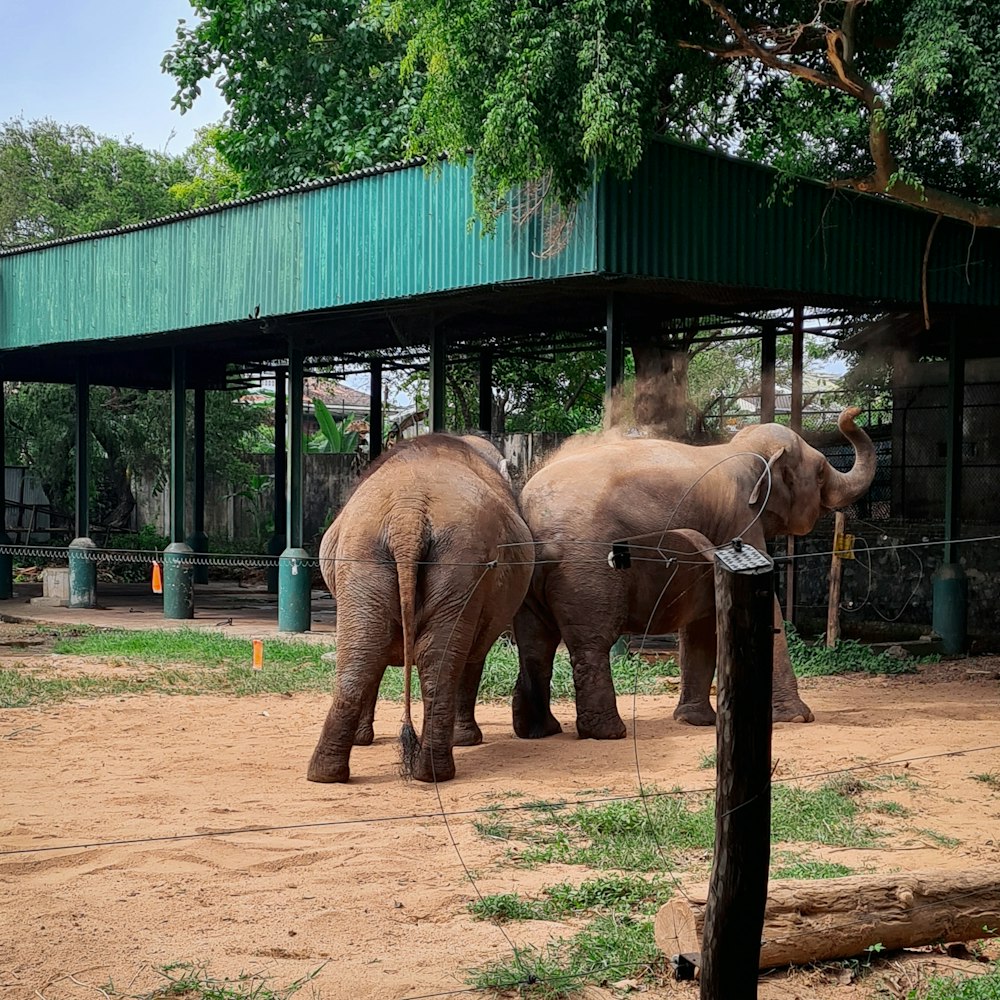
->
[839,406,862,431]
[398,721,420,780]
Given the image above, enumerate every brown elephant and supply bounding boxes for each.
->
[308,433,533,783]
[512,407,876,741]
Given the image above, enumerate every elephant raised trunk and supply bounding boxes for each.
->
[820,407,877,510]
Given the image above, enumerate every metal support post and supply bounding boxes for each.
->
[164,348,194,619]
[0,381,12,599]
[186,387,209,585]
[430,326,446,432]
[785,306,803,624]
[760,320,777,424]
[478,349,493,434]
[605,293,625,396]
[279,344,310,632]
[68,366,97,608]
[370,359,384,461]
[932,318,967,653]
[266,366,287,594]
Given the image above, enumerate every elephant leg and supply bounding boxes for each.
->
[675,616,718,726]
[307,647,384,783]
[512,603,563,739]
[569,640,626,740]
[772,598,814,723]
[454,657,485,747]
[410,630,471,783]
[353,664,388,745]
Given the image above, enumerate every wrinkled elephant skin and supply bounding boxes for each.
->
[308,435,533,783]
[513,408,876,740]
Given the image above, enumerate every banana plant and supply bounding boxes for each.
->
[306,399,360,454]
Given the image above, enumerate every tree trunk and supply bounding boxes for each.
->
[631,343,690,439]
[655,868,1000,971]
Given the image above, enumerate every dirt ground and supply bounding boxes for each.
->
[2,635,999,1000]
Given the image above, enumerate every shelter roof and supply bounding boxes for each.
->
[1,140,998,388]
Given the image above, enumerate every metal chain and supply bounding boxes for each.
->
[0,544,321,570]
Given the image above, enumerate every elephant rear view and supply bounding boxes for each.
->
[307,434,533,783]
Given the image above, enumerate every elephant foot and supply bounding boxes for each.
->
[513,709,563,740]
[306,749,350,783]
[412,754,456,783]
[575,710,626,741]
[453,722,483,747]
[772,698,814,724]
[674,702,717,727]
[353,723,375,746]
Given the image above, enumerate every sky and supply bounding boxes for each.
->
[1,0,228,154]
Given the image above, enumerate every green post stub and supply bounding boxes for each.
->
[932,563,967,655]
[278,546,311,633]
[186,530,209,585]
[68,537,97,608]
[163,541,195,620]
[266,533,286,594]
[610,635,629,662]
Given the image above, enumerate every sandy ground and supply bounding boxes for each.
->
[2,648,999,1000]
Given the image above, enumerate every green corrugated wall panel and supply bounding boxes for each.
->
[598,140,1000,307]
[0,161,598,350]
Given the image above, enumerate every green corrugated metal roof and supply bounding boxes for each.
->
[0,141,997,356]
[598,140,1000,307]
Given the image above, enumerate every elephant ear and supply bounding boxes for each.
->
[748,447,786,505]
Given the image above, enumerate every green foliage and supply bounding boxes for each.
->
[4,384,259,527]
[973,773,1000,791]
[306,399,360,453]
[467,915,662,998]
[785,623,927,678]
[163,1,419,192]
[770,853,854,880]
[169,127,244,210]
[515,781,877,871]
[0,118,194,249]
[102,961,324,999]
[906,965,1000,1000]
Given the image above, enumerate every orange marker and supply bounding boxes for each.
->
[252,639,264,670]
[151,561,163,594]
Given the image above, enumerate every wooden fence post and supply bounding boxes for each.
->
[700,543,774,1000]
[826,511,847,648]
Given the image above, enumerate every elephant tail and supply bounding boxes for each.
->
[388,520,428,779]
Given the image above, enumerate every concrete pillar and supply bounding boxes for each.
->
[279,344,310,632]
[605,293,625,395]
[266,366,287,594]
[430,326,446,432]
[760,320,777,424]
[68,366,97,609]
[478,349,493,434]
[186,386,209,585]
[164,348,194,620]
[0,381,13,599]
[370,359,383,460]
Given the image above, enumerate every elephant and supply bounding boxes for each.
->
[511,407,876,741]
[307,433,533,783]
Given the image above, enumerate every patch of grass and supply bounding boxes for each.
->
[973,772,1000,791]
[515,782,878,872]
[906,964,1000,999]
[0,629,335,708]
[467,914,663,998]
[770,852,854,880]
[542,875,672,917]
[917,828,960,848]
[469,892,545,923]
[697,749,717,770]
[870,799,910,816]
[103,961,324,999]
[3,630,678,708]
[785,623,933,677]
[473,808,515,842]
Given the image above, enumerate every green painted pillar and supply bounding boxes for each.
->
[478,349,493,434]
[68,367,97,608]
[429,326,446,432]
[279,345,310,632]
[186,387,209,585]
[760,320,777,424]
[164,348,194,619]
[0,381,13,600]
[267,366,287,594]
[369,359,383,461]
[605,292,624,395]
[932,319,967,654]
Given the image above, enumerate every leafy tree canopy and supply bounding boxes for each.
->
[165,2,1000,228]
[163,1,419,192]
[0,118,196,249]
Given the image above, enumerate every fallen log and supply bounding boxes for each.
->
[655,868,1000,970]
